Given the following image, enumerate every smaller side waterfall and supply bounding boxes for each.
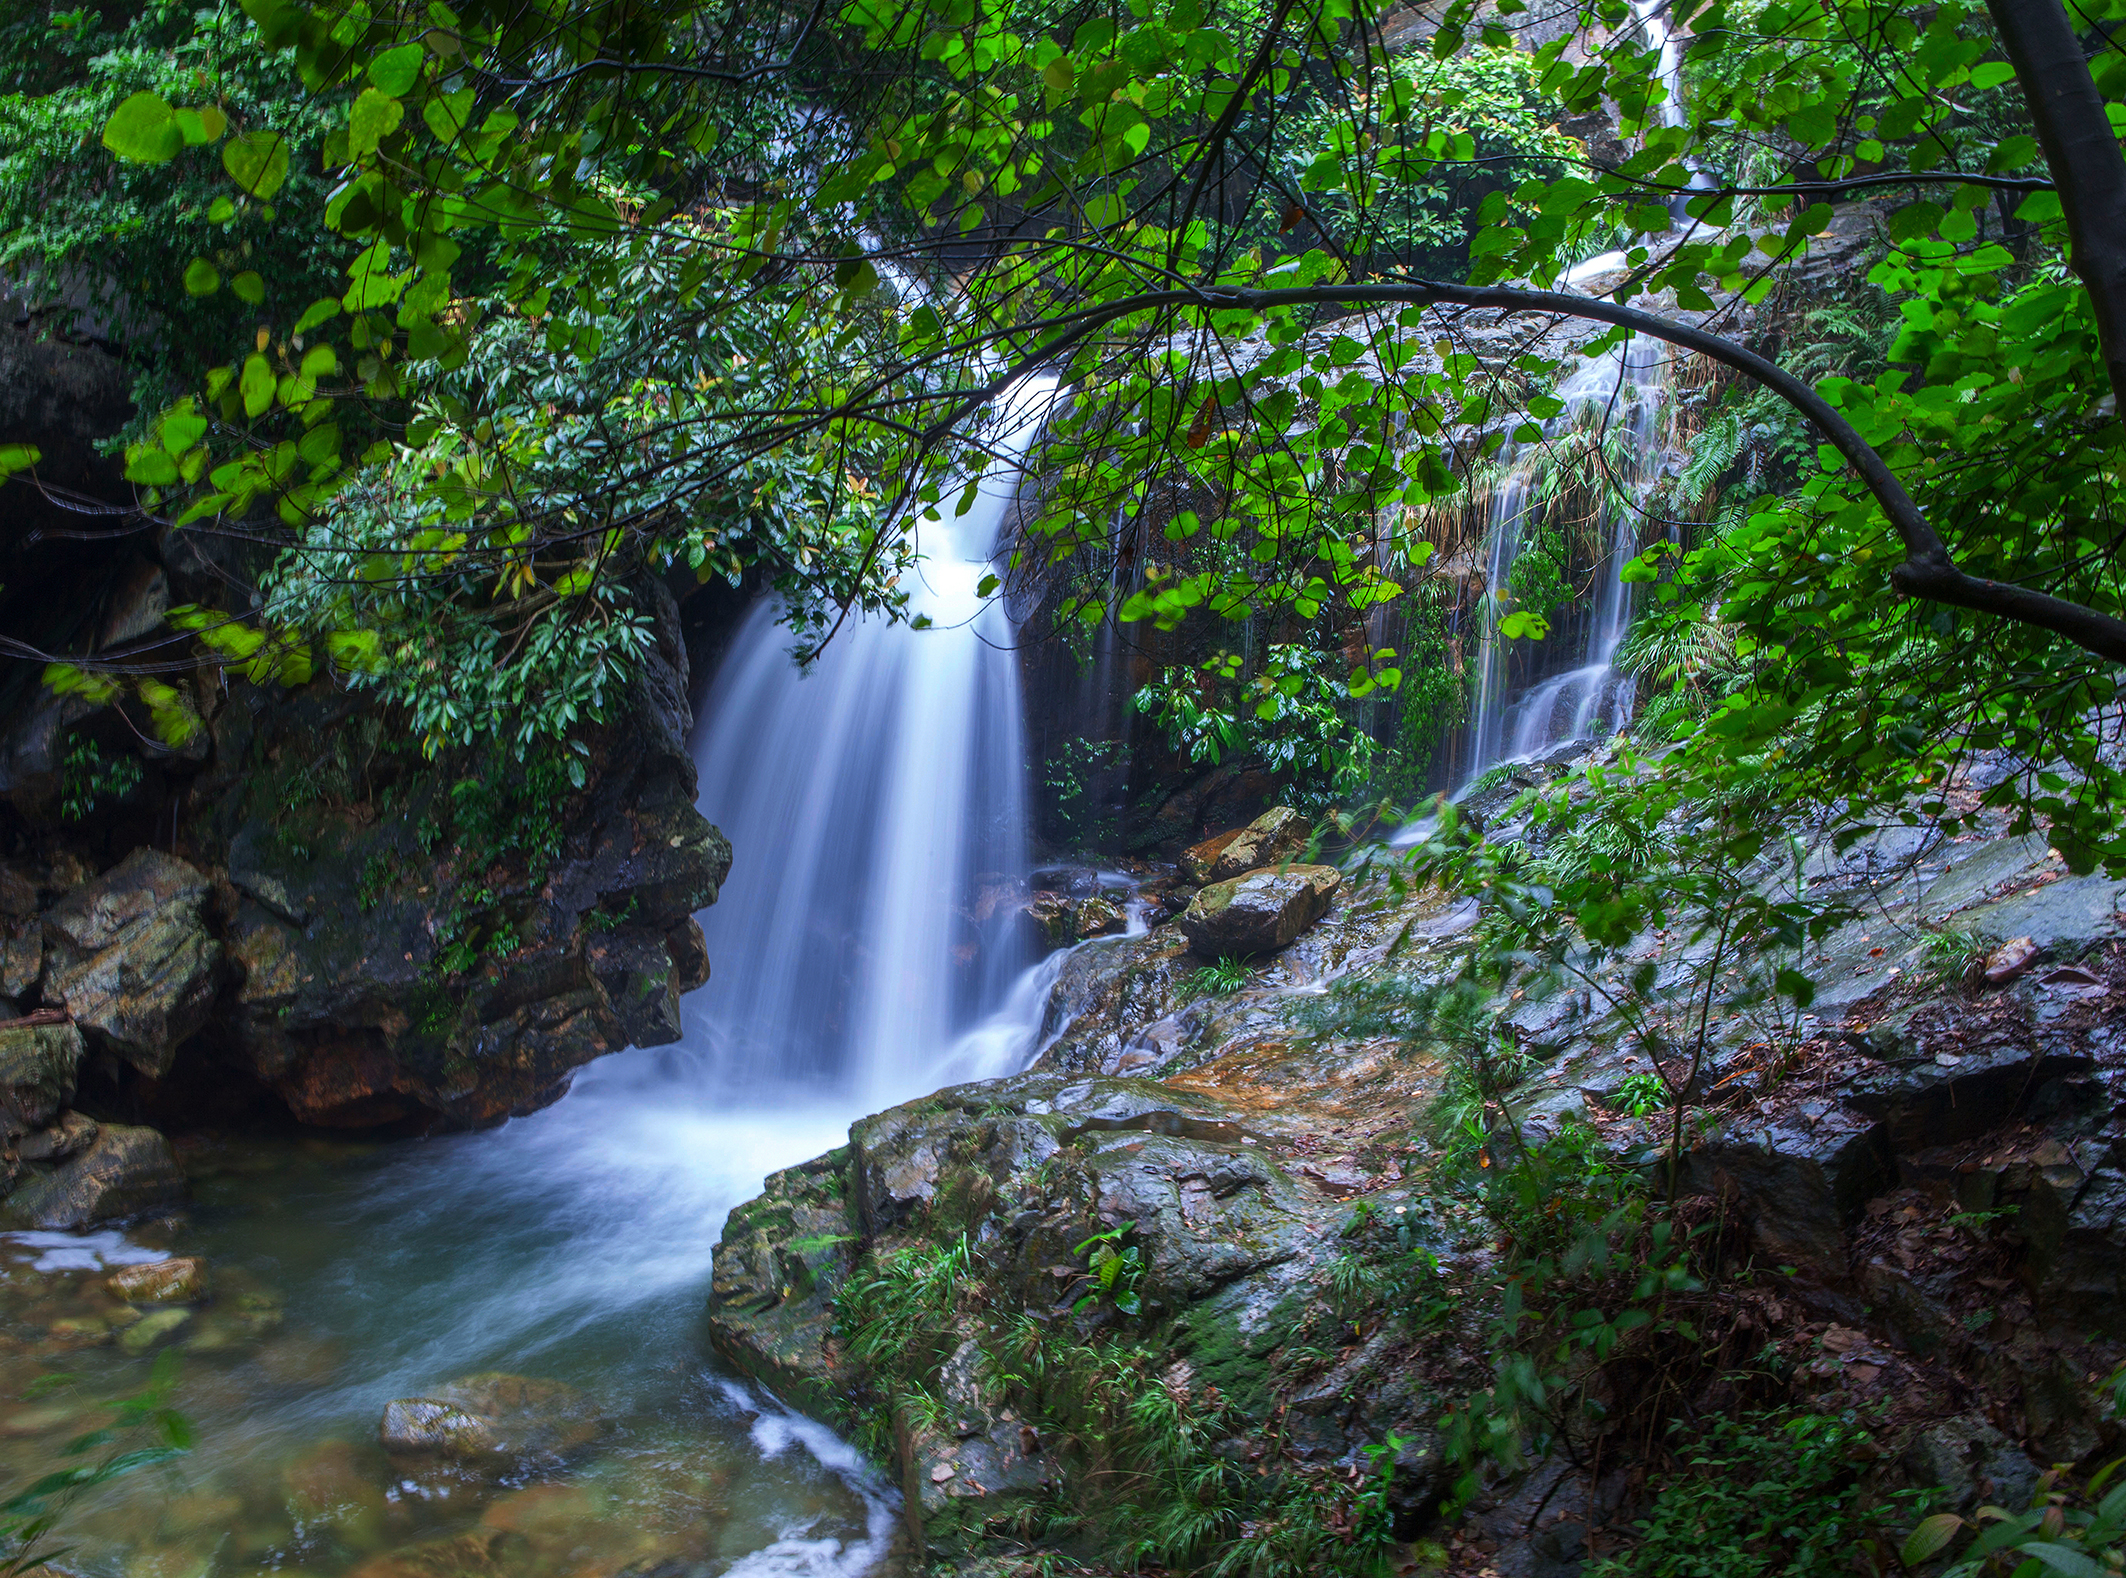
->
[1453,333,1671,788]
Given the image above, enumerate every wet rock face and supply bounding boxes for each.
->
[40,850,223,1077]
[708,1019,1475,1558]
[1178,864,1341,957]
[174,579,731,1129]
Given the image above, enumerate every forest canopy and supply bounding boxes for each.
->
[3,0,2124,867]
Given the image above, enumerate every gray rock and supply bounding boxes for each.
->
[1690,1108,1891,1277]
[40,849,222,1077]
[4,1121,184,1227]
[1179,865,1341,958]
[378,1373,602,1461]
[0,1017,82,1133]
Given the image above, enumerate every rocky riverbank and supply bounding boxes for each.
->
[707,776,2126,1572]
[0,576,730,1226]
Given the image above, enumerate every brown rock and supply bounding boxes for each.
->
[1182,807,1309,885]
[1178,864,1342,958]
[379,1373,603,1462]
[1075,897,1127,938]
[106,1256,210,1304]
[1982,935,2040,985]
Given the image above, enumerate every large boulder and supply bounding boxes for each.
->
[4,1121,184,1227]
[184,578,732,1128]
[39,850,222,1076]
[1181,806,1308,884]
[1178,864,1341,957]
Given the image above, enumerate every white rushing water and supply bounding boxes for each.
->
[26,378,1075,1578]
[684,375,1064,1110]
[1446,334,1670,793]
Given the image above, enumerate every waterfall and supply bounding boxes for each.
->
[682,378,1060,1110]
[1450,325,1670,790]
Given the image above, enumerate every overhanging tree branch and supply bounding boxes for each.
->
[994,277,2126,663]
[1988,0,2126,410]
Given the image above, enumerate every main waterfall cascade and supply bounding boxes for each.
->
[684,375,1065,1109]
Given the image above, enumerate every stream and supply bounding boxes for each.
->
[0,384,1070,1578]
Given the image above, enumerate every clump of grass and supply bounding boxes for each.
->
[1186,956,1253,995]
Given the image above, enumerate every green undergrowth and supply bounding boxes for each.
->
[830,1234,1403,1576]
[1589,1409,1928,1578]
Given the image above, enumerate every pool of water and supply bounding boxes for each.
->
[0,1050,898,1578]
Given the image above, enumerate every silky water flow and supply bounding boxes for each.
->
[4,381,1071,1578]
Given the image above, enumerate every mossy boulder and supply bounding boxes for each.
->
[4,1120,184,1227]
[1178,864,1341,958]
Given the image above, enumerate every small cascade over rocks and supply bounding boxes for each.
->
[1454,321,1675,792]
[684,378,1063,1110]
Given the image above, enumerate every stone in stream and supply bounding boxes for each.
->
[4,1121,185,1228]
[1178,863,1341,957]
[281,1440,389,1550]
[1074,895,1127,938]
[118,1307,192,1353]
[106,1256,210,1304]
[379,1373,604,1462]
[1182,805,1309,885]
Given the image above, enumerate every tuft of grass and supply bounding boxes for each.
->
[1186,956,1254,995]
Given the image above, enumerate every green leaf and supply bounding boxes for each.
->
[102,91,183,163]
[230,271,265,305]
[183,258,221,296]
[1901,1514,1965,1568]
[294,297,342,335]
[368,43,425,97]
[240,354,275,418]
[206,195,236,222]
[160,413,209,455]
[0,443,41,476]
[349,88,405,159]
[2018,1544,2111,1578]
[1498,610,1549,640]
[124,444,181,485]
[223,131,291,198]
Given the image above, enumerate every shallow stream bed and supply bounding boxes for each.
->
[0,1052,896,1578]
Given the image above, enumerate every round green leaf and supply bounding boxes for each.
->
[367,43,425,97]
[183,258,221,296]
[230,271,265,305]
[206,195,236,222]
[240,354,275,418]
[103,91,183,164]
[0,443,41,475]
[160,412,210,455]
[124,445,181,485]
[348,88,406,159]
[223,130,291,198]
